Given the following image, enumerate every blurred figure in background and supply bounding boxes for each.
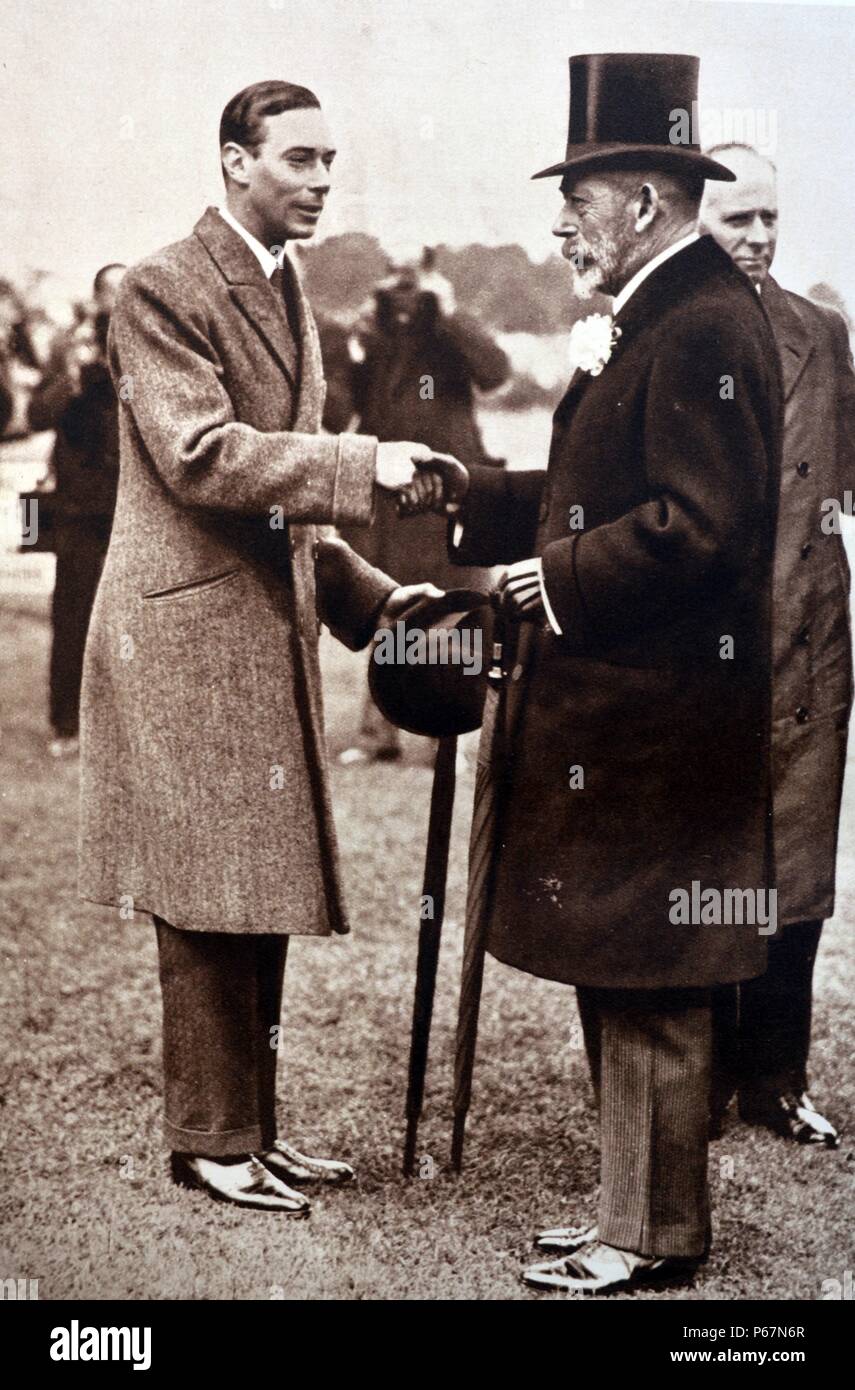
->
[0,279,42,438]
[701,144,855,1146]
[339,248,510,763]
[28,263,126,757]
[314,311,359,435]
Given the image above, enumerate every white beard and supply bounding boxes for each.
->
[567,265,602,301]
[566,227,628,301]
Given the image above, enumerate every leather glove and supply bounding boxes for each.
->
[496,558,546,622]
[396,452,470,517]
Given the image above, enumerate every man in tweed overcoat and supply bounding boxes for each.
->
[78,80,439,1213]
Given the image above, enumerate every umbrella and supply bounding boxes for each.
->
[402,733,458,1177]
[451,596,518,1172]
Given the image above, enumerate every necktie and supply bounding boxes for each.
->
[269,263,302,372]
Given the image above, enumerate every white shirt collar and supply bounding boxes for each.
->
[216,205,283,279]
[612,231,700,318]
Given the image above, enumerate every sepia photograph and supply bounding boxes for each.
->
[1,0,853,1351]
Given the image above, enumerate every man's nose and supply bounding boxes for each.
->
[308,162,331,192]
[746,215,770,247]
[552,209,578,239]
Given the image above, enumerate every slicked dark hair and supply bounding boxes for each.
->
[93,263,126,294]
[219,80,321,182]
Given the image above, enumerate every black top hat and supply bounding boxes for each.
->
[368,589,493,738]
[532,53,736,183]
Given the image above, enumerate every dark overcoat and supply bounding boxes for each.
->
[79,208,395,935]
[761,277,855,925]
[454,236,783,989]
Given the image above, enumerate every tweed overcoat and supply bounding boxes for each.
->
[760,277,855,925]
[79,208,395,935]
[454,236,783,989]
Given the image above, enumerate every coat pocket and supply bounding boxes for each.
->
[142,568,243,603]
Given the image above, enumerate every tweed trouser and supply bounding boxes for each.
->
[154,917,288,1157]
[576,986,712,1260]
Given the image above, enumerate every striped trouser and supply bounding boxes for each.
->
[576,986,712,1260]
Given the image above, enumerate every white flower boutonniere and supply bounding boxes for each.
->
[568,313,622,377]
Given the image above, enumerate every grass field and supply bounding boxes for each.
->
[0,589,853,1302]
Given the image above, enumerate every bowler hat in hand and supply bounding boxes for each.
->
[368,589,493,738]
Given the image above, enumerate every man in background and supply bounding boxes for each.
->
[28,264,126,757]
[339,249,509,763]
[701,142,855,1145]
[0,280,41,438]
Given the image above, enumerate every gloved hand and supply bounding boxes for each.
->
[496,558,546,622]
[396,453,470,517]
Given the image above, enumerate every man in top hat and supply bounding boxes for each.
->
[403,53,782,1292]
[700,143,855,1147]
[78,80,440,1213]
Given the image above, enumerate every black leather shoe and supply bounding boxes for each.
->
[171,1152,311,1213]
[738,1090,839,1147]
[258,1139,356,1187]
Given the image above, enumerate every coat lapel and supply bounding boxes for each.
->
[287,255,325,432]
[760,276,813,401]
[194,207,298,393]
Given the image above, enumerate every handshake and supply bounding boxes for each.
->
[375,443,469,517]
[375,444,546,623]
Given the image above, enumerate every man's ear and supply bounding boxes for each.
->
[221,141,252,188]
[634,182,660,233]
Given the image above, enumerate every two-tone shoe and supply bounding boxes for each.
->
[171,1152,311,1214]
[739,1090,839,1147]
[533,1223,598,1255]
[258,1139,356,1187]
[522,1240,700,1295]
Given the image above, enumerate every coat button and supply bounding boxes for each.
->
[795,705,810,723]
[796,626,810,645]
[800,541,813,559]
[796,461,810,477]
[511,663,524,682]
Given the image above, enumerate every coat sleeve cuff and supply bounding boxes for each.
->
[536,557,564,635]
[332,433,378,528]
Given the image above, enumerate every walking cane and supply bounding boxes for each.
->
[402,733,458,1177]
[451,590,510,1173]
